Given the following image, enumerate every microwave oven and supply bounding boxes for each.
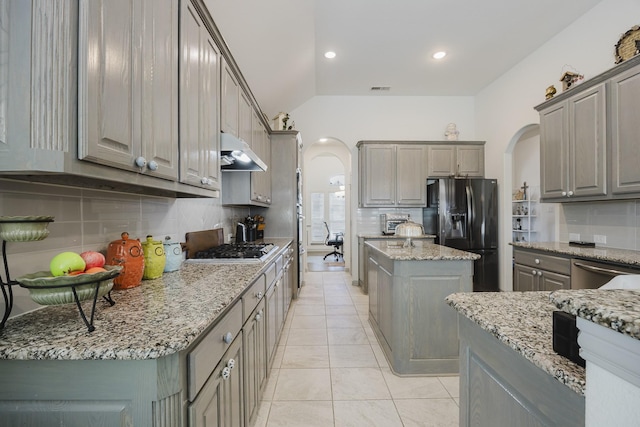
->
[380,214,410,235]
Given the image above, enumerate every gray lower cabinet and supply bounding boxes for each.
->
[189,334,244,427]
[242,299,266,426]
[367,248,473,375]
[513,249,571,291]
[358,237,435,294]
[458,316,584,426]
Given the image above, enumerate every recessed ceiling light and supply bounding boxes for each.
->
[319,138,328,142]
[324,51,336,59]
[432,51,447,60]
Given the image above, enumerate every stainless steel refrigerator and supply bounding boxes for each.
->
[423,178,499,292]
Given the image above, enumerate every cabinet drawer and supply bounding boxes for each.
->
[187,302,243,401]
[243,275,266,324]
[514,251,571,275]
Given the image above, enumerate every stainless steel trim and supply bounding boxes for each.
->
[573,261,631,276]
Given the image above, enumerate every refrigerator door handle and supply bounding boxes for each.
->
[465,182,473,242]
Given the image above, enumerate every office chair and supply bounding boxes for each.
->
[323,221,344,261]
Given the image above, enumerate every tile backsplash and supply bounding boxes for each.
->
[0,179,248,316]
[559,200,640,250]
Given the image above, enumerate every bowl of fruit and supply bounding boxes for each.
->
[16,251,122,305]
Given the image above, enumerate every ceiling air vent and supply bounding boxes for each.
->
[370,86,391,91]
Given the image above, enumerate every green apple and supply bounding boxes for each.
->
[50,252,86,277]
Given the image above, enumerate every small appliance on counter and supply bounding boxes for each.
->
[380,213,410,235]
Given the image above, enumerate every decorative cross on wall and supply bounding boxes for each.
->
[521,181,528,200]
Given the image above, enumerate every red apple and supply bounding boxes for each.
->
[80,251,106,270]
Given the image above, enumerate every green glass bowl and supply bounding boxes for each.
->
[0,216,54,242]
[16,265,122,306]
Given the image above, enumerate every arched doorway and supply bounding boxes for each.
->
[502,124,558,290]
[302,138,352,273]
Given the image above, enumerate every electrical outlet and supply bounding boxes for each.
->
[594,234,607,244]
[569,233,581,241]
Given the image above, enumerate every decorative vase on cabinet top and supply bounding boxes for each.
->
[106,232,144,290]
[142,235,166,280]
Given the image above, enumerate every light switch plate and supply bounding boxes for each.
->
[594,234,607,244]
[569,233,581,241]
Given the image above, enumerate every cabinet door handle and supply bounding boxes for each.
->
[534,259,540,264]
[147,160,158,171]
[221,366,231,380]
[561,191,567,196]
[567,191,574,197]
[255,291,263,299]
[255,311,262,322]
[222,332,233,344]
[226,358,235,370]
[135,156,147,168]
[537,271,542,276]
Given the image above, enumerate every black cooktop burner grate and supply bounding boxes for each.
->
[194,243,275,259]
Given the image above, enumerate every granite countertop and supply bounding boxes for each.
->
[511,241,640,267]
[358,233,437,239]
[366,240,480,261]
[446,291,586,395]
[550,289,640,340]
[0,239,292,361]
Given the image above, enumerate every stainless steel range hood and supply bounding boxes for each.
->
[220,132,267,171]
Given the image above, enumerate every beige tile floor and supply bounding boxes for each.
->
[252,270,460,427]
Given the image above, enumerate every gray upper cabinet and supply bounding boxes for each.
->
[78,0,179,181]
[427,144,485,178]
[239,91,253,145]
[221,58,240,137]
[539,84,606,200]
[610,65,640,195]
[358,142,427,207]
[536,54,640,202]
[179,0,221,190]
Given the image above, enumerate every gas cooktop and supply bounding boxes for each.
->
[187,243,278,264]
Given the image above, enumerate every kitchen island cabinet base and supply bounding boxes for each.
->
[457,315,584,427]
[367,246,474,376]
[0,353,184,427]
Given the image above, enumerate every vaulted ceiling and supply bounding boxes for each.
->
[205,0,602,120]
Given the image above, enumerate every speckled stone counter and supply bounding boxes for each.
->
[357,233,437,239]
[550,289,640,340]
[446,291,585,395]
[511,241,640,267]
[0,239,292,360]
[366,240,480,261]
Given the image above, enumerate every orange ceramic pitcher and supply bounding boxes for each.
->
[106,232,145,290]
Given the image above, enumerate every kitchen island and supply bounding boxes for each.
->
[365,240,478,375]
[0,239,293,426]
[446,291,586,426]
[550,288,640,426]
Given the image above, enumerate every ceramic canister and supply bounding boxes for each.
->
[163,236,183,273]
[142,235,166,280]
[106,232,145,290]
